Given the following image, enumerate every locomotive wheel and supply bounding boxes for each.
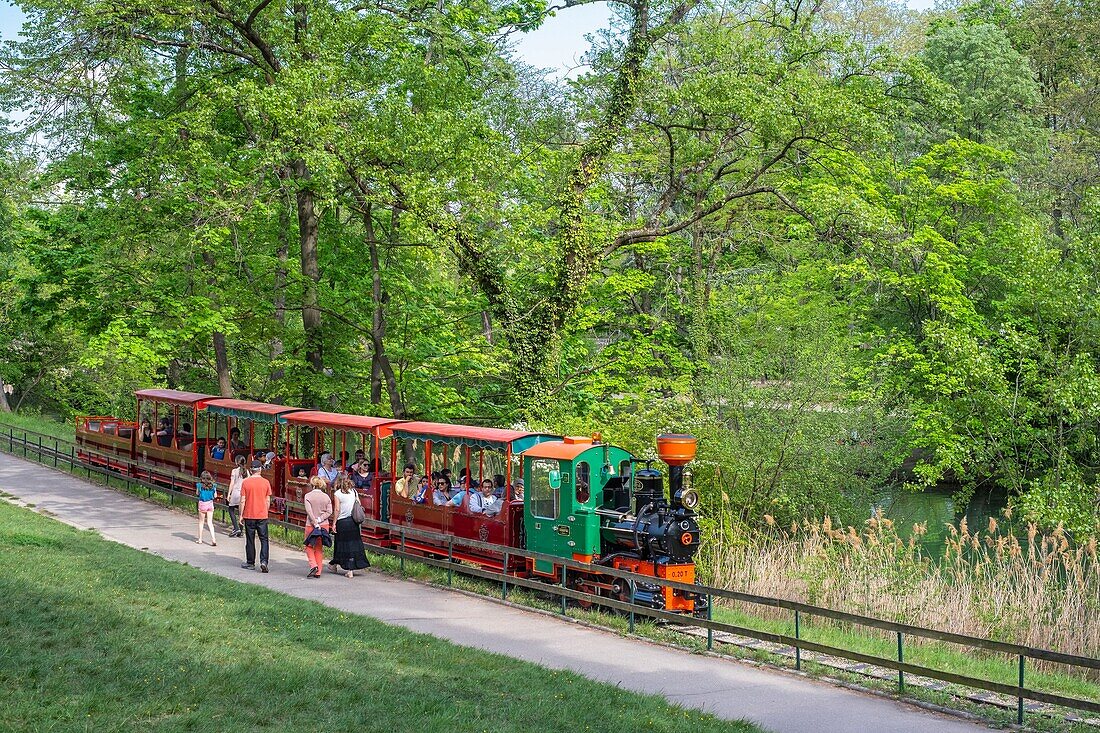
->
[569,575,596,609]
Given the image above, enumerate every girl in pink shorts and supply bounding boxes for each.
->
[196,471,219,546]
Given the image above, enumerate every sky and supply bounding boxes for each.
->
[0,0,934,73]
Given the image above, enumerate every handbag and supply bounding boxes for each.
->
[350,492,366,524]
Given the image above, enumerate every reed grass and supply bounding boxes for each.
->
[700,508,1100,672]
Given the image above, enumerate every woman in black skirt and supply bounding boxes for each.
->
[330,475,370,577]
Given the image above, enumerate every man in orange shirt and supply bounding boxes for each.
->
[239,459,273,572]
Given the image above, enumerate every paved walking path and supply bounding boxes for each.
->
[0,451,993,733]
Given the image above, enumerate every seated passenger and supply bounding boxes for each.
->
[295,466,308,479]
[316,454,340,485]
[456,467,471,490]
[448,483,469,508]
[210,437,227,460]
[178,422,194,447]
[352,461,372,491]
[493,473,507,498]
[155,418,174,447]
[394,463,417,499]
[228,427,246,452]
[513,479,525,501]
[263,451,276,470]
[348,449,366,472]
[432,477,452,506]
[440,468,454,488]
[468,479,501,516]
[413,476,432,504]
[138,419,153,444]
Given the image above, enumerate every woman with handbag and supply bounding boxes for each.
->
[330,475,370,578]
[226,455,247,537]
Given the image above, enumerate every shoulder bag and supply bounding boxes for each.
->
[350,492,366,524]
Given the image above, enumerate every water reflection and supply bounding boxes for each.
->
[874,486,1010,557]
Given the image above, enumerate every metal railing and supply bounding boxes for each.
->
[2,422,1098,722]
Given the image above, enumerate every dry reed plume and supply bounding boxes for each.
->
[700,508,1100,662]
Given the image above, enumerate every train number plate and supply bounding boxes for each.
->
[554,525,570,536]
[665,567,692,580]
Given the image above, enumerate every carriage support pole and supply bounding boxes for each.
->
[447,537,454,586]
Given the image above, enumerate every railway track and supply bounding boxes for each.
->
[671,625,1100,729]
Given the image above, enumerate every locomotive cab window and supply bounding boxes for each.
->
[529,459,560,520]
[618,459,632,487]
[576,461,591,504]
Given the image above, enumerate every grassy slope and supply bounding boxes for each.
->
[0,501,760,733]
[0,411,74,441]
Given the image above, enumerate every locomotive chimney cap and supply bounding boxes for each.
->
[656,433,696,466]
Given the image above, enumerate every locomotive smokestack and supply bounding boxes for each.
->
[656,433,697,498]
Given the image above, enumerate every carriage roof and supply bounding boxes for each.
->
[390,422,559,453]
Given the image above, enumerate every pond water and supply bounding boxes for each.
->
[873,486,1011,558]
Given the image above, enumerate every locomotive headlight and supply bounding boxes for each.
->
[678,488,700,509]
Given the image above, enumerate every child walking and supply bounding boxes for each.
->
[196,470,219,546]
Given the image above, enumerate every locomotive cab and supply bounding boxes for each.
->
[520,434,703,613]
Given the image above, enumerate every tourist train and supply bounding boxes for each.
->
[75,388,705,613]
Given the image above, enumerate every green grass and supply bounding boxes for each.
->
[0,501,762,733]
[0,411,74,441]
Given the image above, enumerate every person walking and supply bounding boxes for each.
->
[303,476,333,579]
[195,471,219,546]
[330,475,370,578]
[239,459,272,572]
[226,455,247,537]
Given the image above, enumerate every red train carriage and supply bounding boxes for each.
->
[200,398,303,506]
[73,416,138,473]
[280,411,402,532]
[385,422,559,570]
[76,389,218,489]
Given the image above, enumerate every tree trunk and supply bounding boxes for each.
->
[269,201,290,389]
[201,250,234,397]
[360,198,407,419]
[167,359,181,389]
[481,311,494,344]
[689,218,711,373]
[0,374,12,413]
[292,159,324,377]
[212,331,233,397]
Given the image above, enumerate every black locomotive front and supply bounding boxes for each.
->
[599,466,701,562]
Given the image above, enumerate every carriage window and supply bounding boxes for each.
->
[576,461,591,504]
[529,459,560,520]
